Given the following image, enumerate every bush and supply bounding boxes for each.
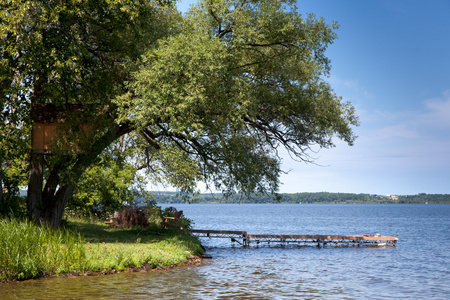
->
[115,206,150,228]
[0,195,26,218]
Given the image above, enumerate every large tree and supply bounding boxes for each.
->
[2,0,175,226]
[1,0,358,227]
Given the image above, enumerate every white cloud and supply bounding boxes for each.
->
[328,75,373,101]
[278,89,450,194]
[357,90,450,143]
[373,124,418,140]
[147,89,450,195]
[342,79,360,90]
[422,90,450,129]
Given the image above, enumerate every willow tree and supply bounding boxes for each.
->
[1,0,358,227]
[116,0,358,196]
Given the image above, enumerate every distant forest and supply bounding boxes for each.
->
[151,192,450,204]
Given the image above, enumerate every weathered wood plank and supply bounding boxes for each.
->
[183,229,398,247]
[185,229,248,235]
[246,234,397,241]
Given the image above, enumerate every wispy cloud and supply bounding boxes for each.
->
[422,90,450,129]
[329,75,373,99]
[373,124,418,139]
[357,90,450,144]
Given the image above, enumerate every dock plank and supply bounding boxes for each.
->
[185,229,247,235]
[182,229,398,247]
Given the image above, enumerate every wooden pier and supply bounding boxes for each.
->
[183,230,398,247]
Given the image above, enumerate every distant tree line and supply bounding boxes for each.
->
[151,192,450,204]
[396,193,450,204]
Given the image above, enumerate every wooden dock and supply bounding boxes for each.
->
[183,230,398,247]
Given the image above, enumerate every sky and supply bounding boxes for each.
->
[165,0,450,196]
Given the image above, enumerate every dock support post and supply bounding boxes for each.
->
[317,240,323,248]
[243,234,248,247]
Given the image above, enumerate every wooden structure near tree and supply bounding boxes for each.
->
[104,211,121,227]
[32,123,91,153]
[31,103,91,153]
[161,210,184,229]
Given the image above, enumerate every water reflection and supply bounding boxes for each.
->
[2,247,362,300]
[2,268,209,300]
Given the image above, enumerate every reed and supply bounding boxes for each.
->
[0,217,203,282]
[0,218,86,281]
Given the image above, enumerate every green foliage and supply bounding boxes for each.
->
[2,0,358,225]
[0,218,86,281]
[397,194,450,204]
[0,195,27,217]
[117,0,358,199]
[1,0,177,226]
[68,137,155,218]
[1,0,174,106]
[162,207,194,230]
[0,117,30,216]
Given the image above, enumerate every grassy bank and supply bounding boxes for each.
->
[0,218,203,282]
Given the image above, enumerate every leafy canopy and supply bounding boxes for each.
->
[115,0,358,197]
[1,0,358,210]
[68,136,154,218]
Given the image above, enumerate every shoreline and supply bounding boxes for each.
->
[1,254,209,284]
[0,218,205,283]
[57,254,206,278]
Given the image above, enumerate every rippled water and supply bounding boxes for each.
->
[2,204,449,299]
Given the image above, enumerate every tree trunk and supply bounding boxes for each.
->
[27,152,44,222]
[41,184,74,228]
[27,153,79,228]
[26,123,132,227]
[27,153,76,227]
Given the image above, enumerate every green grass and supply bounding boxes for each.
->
[0,217,203,282]
[67,218,204,272]
[0,218,86,281]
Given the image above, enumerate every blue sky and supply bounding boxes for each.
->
[172,0,450,195]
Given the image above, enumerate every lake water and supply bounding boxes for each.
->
[2,204,449,299]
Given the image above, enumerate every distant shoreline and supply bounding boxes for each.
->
[157,202,448,205]
[148,192,450,205]
[157,202,447,204]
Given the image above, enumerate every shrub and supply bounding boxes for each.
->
[0,195,26,218]
[115,206,150,228]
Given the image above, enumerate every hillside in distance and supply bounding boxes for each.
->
[150,192,450,204]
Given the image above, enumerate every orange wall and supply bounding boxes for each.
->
[31,123,90,151]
